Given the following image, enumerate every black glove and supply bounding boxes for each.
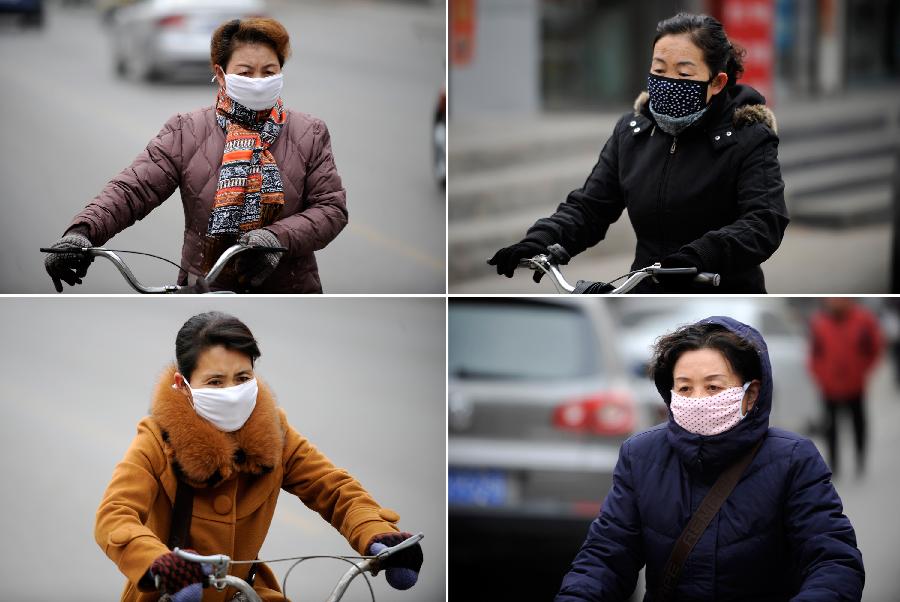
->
[487,241,549,281]
[659,250,702,289]
[367,531,423,590]
[234,228,283,288]
[43,231,93,293]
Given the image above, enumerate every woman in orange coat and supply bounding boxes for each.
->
[94,311,422,601]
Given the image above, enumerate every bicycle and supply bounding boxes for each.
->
[39,243,287,294]
[518,244,721,294]
[165,532,425,602]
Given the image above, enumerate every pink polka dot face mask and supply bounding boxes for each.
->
[670,383,751,436]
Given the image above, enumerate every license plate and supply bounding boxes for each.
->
[448,468,508,507]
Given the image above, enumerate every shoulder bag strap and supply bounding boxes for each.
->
[658,438,764,601]
[167,478,195,550]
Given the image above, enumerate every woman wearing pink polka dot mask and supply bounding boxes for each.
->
[556,316,863,600]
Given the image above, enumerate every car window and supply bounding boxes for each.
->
[448,301,600,380]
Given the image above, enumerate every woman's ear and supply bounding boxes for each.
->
[708,72,728,100]
[173,372,187,390]
[743,379,761,414]
[214,65,226,89]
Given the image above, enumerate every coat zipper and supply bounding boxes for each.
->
[656,135,677,250]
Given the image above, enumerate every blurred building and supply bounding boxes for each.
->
[450,0,900,115]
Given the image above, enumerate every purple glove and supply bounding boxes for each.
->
[150,550,209,598]
[367,532,422,591]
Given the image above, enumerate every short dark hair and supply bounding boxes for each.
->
[175,312,261,380]
[650,322,761,395]
[653,12,746,88]
[210,17,292,72]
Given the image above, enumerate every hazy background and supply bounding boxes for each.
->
[0,297,446,601]
[448,0,900,293]
[0,0,445,293]
[449,297,900,600]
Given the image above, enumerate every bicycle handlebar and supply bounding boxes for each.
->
[518,248,720,294]
[40,243,288,294]
[172,532,424,602]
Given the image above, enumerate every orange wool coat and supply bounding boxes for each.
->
[95,366,400,601]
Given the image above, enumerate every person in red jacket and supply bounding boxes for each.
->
[808,298,884,476]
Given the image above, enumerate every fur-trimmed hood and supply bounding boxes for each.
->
[151,364,286,489]
[633,85,778,134]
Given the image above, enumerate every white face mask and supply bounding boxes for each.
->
[670,382,751,436]
[223,72,283,111]
[181,378,258,432]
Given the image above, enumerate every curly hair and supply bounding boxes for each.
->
[210,17,292,72]
[649,321,761,396]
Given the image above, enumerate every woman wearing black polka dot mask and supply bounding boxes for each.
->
[489,13,788,293]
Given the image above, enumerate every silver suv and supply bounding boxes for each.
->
[448,297,642,599]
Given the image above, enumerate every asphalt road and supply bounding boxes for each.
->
[0,298,446,601]
[0,0,446,293]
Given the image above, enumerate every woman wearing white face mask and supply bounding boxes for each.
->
[556,317,863,601]
[45,18,347,293]
[95,312,423,601]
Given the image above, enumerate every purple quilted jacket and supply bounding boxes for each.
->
[67,106,348,293]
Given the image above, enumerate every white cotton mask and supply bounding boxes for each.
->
[182,378,258,432]
[670,382,751,436]
[224,73,283,110]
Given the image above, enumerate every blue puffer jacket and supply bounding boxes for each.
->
[556,317,864,601]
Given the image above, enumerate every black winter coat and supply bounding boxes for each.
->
[524,84,789,293]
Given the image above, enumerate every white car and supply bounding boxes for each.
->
[110,0,265,82]
[611,298,822,436]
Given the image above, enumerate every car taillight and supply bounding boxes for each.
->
[553,393,635,436]
[158,15,185,28]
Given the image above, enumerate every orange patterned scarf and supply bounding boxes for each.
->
[203,88,286,271]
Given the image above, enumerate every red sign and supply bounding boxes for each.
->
[450,0,477,67]
[721,0,775,105]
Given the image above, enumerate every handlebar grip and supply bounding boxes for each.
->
[693,272,721,286]
[40,247,88,253]
[654,267,697,275]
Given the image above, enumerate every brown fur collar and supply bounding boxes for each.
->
[151,365,285,489]
[633,90,778,134]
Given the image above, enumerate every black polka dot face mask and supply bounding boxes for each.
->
[647,73,713,136]
[647,73,710,117]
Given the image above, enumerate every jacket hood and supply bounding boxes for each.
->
[634,83,777,134]
[151,364,286,488]
[657,316,773,476]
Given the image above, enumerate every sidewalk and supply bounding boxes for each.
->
[452,220,892,294]
[812,360,900,601]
